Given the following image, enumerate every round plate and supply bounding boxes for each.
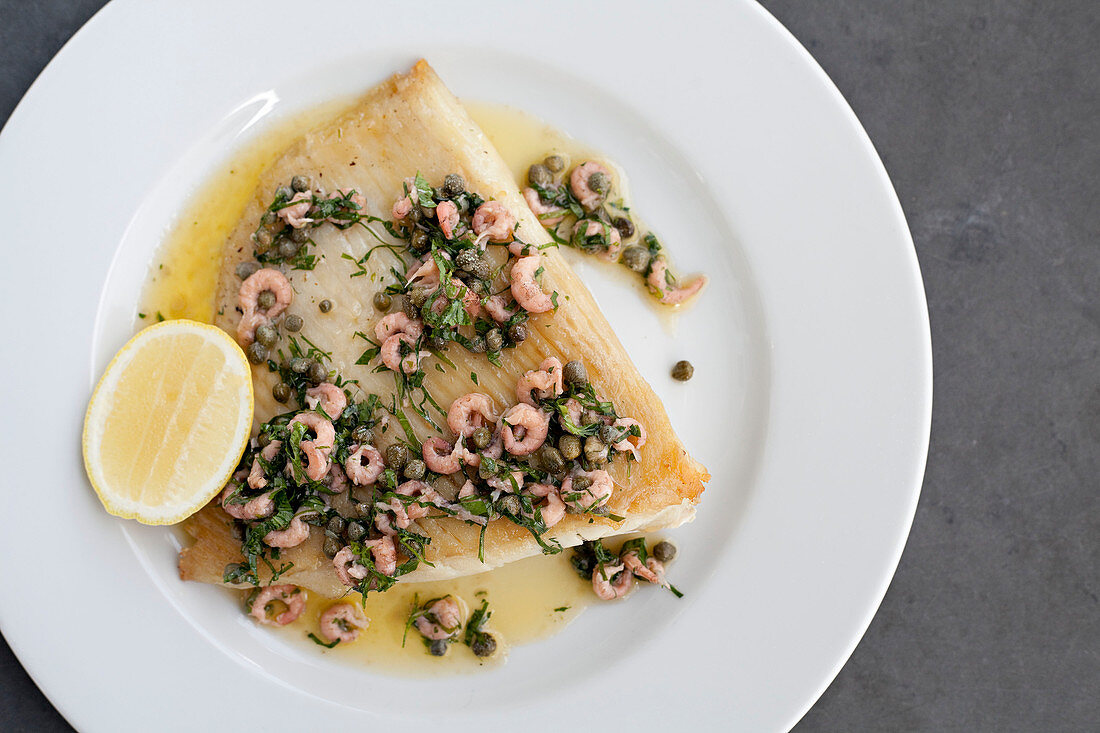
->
[0,1,931,731]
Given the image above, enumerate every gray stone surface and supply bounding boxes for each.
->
[2,1,1097,730]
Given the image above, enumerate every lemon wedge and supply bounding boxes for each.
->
[82,320,254,525]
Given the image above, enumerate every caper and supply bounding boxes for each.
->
[326,515,347,536]
[277,238,300,259]
[401,296,418,319]
[538,445,565,475]
[486,329,504,353]
[255,324,278,347]
[407,205,422,224]
[290,357,312,374]
[407,287,429,308]
[671,360,694,382]
[653,541,677,562]
[468,335,487,353]
[612,216,636,239]
[230,522,244,541]
[404,459,427,480]
[455,248,478,271]
[246,341,268,364]
[319,299,333,313]
[284,314,303,332]
[355,501,372,519]
[471,634,497,657]
[322,536,342,558]
[559,434,581,460]
[471,427,492,450]
[373,291,392,312]
[544,154,565,173]
[528,163,552,188]
[507,322,528,343]
[260,211,278,228]
[289,226,309,244]
[442,173,466,197]
[275,185,293,201]
[257,290,277,311]
[253,228,274,249]
[581,410,601,426]
[291,174,311,193]
[345,520,367,542]
[429,639,448,657]
[598,424,618,445]
[236,261,260,280]
[307,360,327,385]
[385,444,409,470]
[563,360,587,386]
[500,494,521,515]
[588,171,609,195]
[572,475,592,493]
[257,432,272,448]
[351,425,373,445]
[410,228,429,253]
[478,462,495,480]
[621,246,649,273]
[272,382,292,403]
[584,436,606,460]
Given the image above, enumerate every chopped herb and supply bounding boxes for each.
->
[307,633,340,649]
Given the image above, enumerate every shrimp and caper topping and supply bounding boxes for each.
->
[572,537,682,601]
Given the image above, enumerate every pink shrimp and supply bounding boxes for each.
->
[289,412,336,481]
[381,332,428,374]
[561,468,614,512]
[575,219,622,262]
[563,398,583,428]
[247,439,282,490]
[570,161,611,210]
[647,258,708,305]
[263,515,310,548]
[363,536,397,576]
[392,194,414,220]
[237,268,293,344]
[611,418,647,461]
[516,357,564,405]
[484,294,514,324]
[487,470,525,494]
[459,480,477,499]
[527,483,565,528]
[447,393,498,437]
[305,382,347,418]
[387,480,443,527]
[523,187,565,226]
[500,404,550,456]
[375,312,423,341]
[415,596,463,640]
[319,603,368,643]
[333,546,369,587]
[220,485,274,521]
[345,443,384,486]
[422,436,463,474]
[250,585,306,625]
[622,551,666,586]
[471,201,516,243]
[326,463,350,494]
[278,191,313,228]
[435,199,460,239]
[510,255,554,313]
[236,310,269,347]
[408,256,442,289]
[591,563,634,601]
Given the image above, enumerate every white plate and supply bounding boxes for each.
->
[0,1,931,731]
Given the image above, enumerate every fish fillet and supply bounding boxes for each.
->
[179,60,709,594]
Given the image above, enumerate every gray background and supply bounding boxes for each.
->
[1,0,1097,730]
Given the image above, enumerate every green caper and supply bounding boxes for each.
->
[558,434,581,460]
[246,341,268,364]
[407,288,429,308]
[500,494,521,515]
[401,296,419,319]
[291,174,311,193]
[538,445,565,475]
[275,185,293,201]
[255,324,278,347]
[373,292,392,312]
[277,238,300,259]
[307,360,327,385]
[290,357,311,374]
[429,639,449,657]
[326,515,347,536]
[345,520,367,542]
[284,314,303,332]
[486,329,504,353]
[544,154,565,173]
[289,226,309,244]
[455,248,478,272]
[612,217,636,239]
[260,211,278,228]
[572,475,592,493]
[319,299,333,313]
[430,334,448,352]
[581,410,601,426]
[351,425,373,445]
[471,634,497,657]
[322,536,342,558]
[355,501,372,519]
[563,360,588,386]
[468,335,487,353]
[410,228,429,253]
[442,173,466,197]
[588,171,609,195]
[257,290,277,311]
[406,205,422,224]
[404,459,427,480]
[621,246,650,273]
[598,424,618,445]
[257,432,272,448]
[253,228,273,248]
[507,322,528,343]
[478,461,495,480]
[584,436,607,461]
[671,360,694,382]
[471,427,492,450]
[236,261,260,280]
[528,451,545,473]
[528,163,552,188]
[653,541,677,562]
[272,382,292,403]
[385,444,409,470]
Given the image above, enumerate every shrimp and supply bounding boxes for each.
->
[238,268,293,343]
[345,443,384,486]
[523,187,565,226]
[527,483,565,528]
[289,412,336,481]
[236,310,269,347]
[591,563,634,601]
[278,191,313,228]
[326,463,350,494]
[247,439,283,490]
[622,551,666,586]
[501,404,551,456]
[305,382,347,419]
[221,485,274,521]
[435,199,460,239]
[319,603,369,643]
[563,398,583,428]
[447,393,498,437]
[363,535,397,576]
[386,480,443,528]
[510,255,554,313]
[561,469,614,512]
[250,585,306,625]
[576,219,622,262]
[392,194,414,220]
[471,201,516,243]
[516,357,564,405]
[487,470,525,494]
[263,515,310,548]
[484,294,514,324]
[381,332,428,374]
[570,161,611,210]
[611,418,647,461]
[374,312,423,342]
[459,480,477,499]
[415,596,463,640]
[422,437,463,474]
[333,546,369,587]
[647,258,708,305]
